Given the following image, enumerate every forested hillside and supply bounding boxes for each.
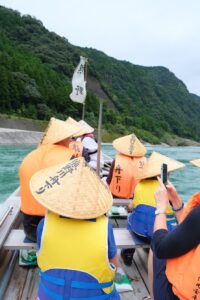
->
[1,5,200,143]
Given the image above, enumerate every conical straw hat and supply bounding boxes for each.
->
[113,134,146,157]
[66,117,92,137]
[78,120,94,134]
[39,117,80,145]
[138,151,185,180]
[30,157,113,219]
[190,159,200,168]
[65,116,78,125]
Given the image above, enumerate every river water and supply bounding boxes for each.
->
[0,144,200,204]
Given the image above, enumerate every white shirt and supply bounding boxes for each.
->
[82,136,104,170]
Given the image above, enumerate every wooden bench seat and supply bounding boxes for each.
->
[4,229,36,250]
[3,228,149,250]
[113,198,131,206]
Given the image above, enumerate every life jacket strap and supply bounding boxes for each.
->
[70,287,116,300]
[40,271,65,285]
[71,280,113,289]
[40,271,115,300]
[40,281,63,300]
[132,214,176,225]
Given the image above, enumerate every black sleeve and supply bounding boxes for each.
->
[151,204,200,259]
[82,147,90,162]
[106,160,115,185]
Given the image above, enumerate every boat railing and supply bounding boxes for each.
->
[0,187,21,250]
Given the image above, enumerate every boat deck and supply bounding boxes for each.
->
[3,218,150,300]
[1,191,150,299]
[3,248,149,300]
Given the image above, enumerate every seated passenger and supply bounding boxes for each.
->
[19,117,81,242]
[127,151,185,241]
[30,157,120,300]
[65,117,90,161]
[121,152,184,268]
[151,158,200,299]
[78,120,105,172]
[107,133,146,199]
[125,152,185,297]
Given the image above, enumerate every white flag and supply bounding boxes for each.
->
[70,56,88,104]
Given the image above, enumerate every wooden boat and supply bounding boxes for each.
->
[0,149,149,299]
[0,187,150,300]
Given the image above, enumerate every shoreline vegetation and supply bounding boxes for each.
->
[0,115,200,146]
[1,6,200,147]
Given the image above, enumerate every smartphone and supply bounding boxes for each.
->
[161,163,168,185]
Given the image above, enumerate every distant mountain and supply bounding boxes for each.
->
[1,5,200,143]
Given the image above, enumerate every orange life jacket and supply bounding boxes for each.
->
[69,141,83,158]
[166,192,200,300]
[19,144,73,216]
[109,154,146,198]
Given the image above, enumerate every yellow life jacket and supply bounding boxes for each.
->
[166,192,200,300]
[37,211,115,294]
[133,180,174,215]
[109,153,146,198]
[69,141,83,158]
[19,145,73,216]
[128,180,176,238]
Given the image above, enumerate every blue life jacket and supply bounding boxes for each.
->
[127,204,177,240]
[38,269,119,300]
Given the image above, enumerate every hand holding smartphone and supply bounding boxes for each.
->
[160,163,168,185]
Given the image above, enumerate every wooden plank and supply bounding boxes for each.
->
[21,267,39,300]
[5,257,150,300]
[0,188,21,249]
[118,252,150,300]
[0,250,18,299]
[2,248,150,300]
[4,228,150,250]
[110,217,127,228]
[3,257,29,300]
[0,250,13,279]
[114,229,150,249]
[134,248,150,292]
[113,198,131,206]
[4,230,36,250]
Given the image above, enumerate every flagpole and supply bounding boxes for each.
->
[81,60,88,120]
[82,102,85,120]
[96,99,103,177]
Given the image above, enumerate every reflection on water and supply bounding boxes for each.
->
[0,144,200,203]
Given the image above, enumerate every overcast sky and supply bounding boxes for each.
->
[1,0,200,95]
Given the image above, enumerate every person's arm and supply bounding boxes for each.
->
[165,181,184,223]
[36,218,45,249]
[127,182,140,212]
[153,178,200,258]
[108,221,118,270]
[109,255,118,270]
[127,201,134,212]
[82,147,90,162]
[154,177,168,232]
[152,205,200,258]
[106,160,115,185]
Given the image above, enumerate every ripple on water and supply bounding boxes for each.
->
[0,144,199,203]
